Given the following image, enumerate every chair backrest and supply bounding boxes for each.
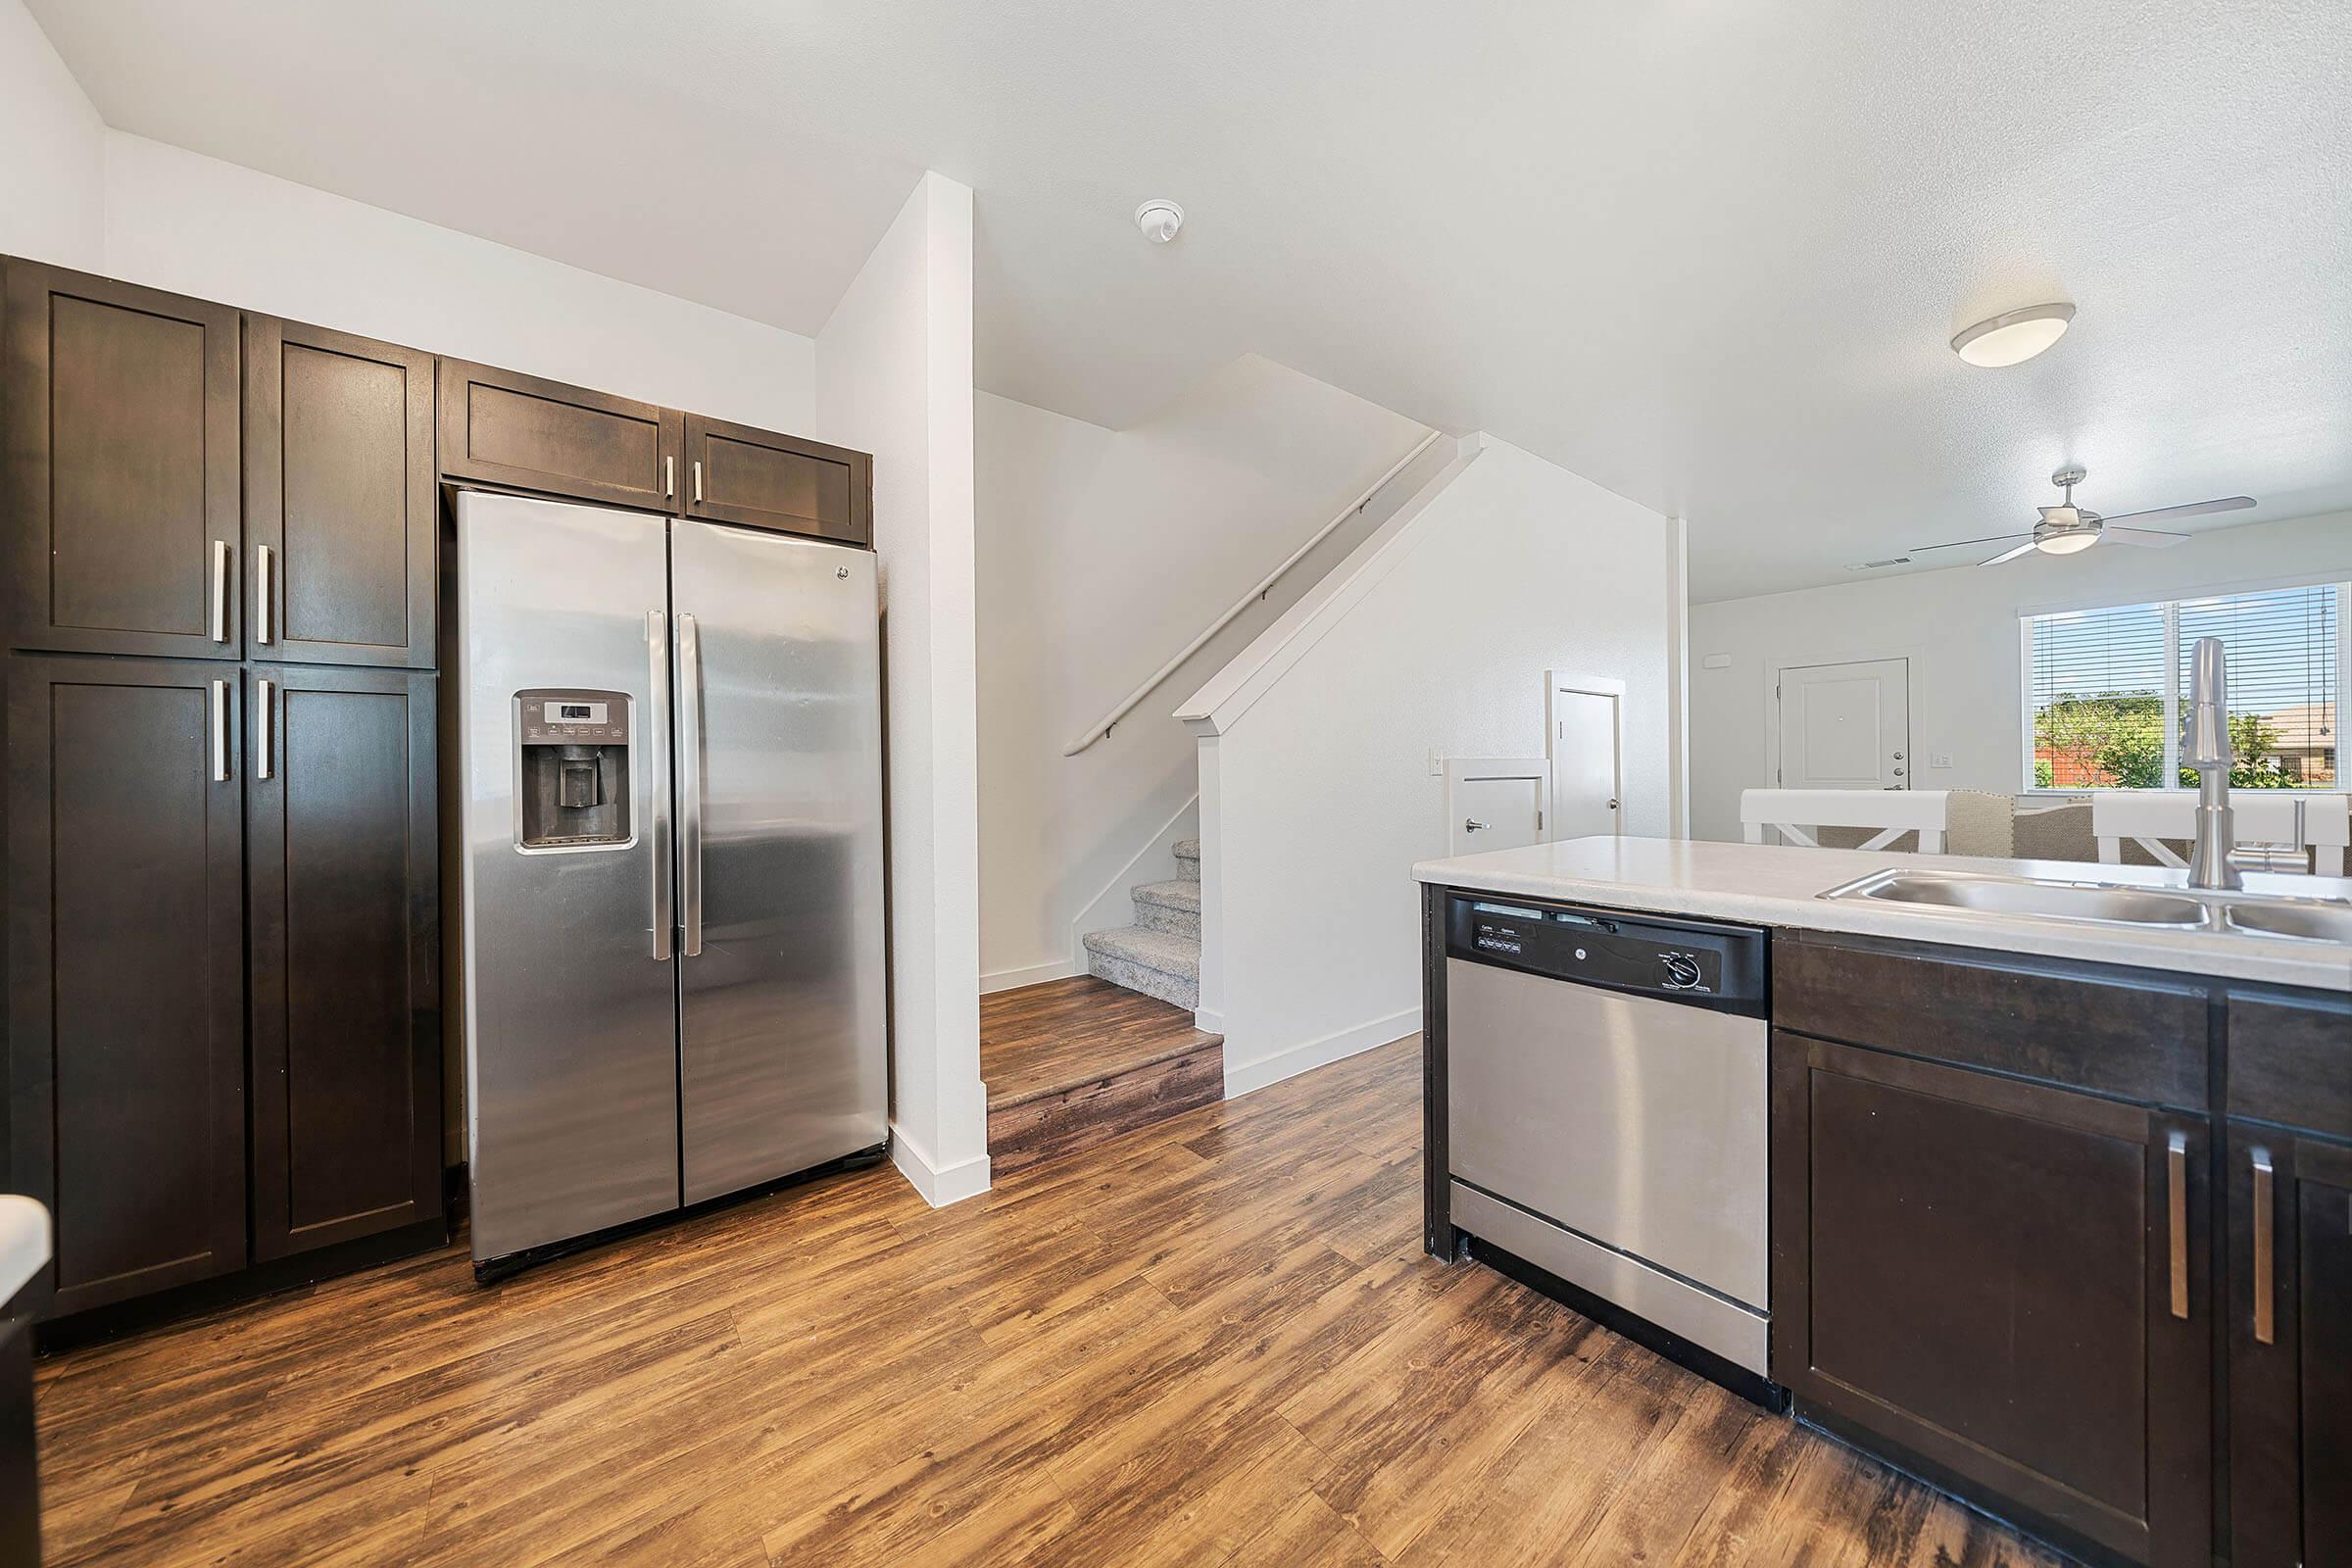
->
[2091,791,2349,876]
[1740,788,1950,854]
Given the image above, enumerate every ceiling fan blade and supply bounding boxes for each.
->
[2098,496,2255,526]
[1912,531,2033,552]
[2103,525,2189,549]
[1980,541,2041,566]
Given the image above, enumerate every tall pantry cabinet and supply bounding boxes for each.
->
[3,262,444,1322]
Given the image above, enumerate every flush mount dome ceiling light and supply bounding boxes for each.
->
[1950,302,2076,368]
[1135,199,1185,244]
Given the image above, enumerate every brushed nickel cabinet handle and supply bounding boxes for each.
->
[664,455,675,500]
[2251,1147,2275,1346]
[210,540,231,642]
[2168,1130,2189,1320]
[210,679,230,781]
[256,678,275,781]
[256,544,275,645]
[692,460,704,505]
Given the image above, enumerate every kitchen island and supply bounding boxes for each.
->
[1414,836,2348,1568]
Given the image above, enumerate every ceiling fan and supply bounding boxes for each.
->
[1915,467,2255,566]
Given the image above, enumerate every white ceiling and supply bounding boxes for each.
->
[31,0,2352,600]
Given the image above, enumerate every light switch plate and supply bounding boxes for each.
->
[1428,748,1444,777]
[1701,653,1732,669]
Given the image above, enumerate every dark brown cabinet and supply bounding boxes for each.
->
[5,656,248,1315]
[4,263,242,659]
[683,415,870,545]
[1772,1024,2212,1567]
[438,358,682,513]
[246,667,440,1261]
[244,318,436,668]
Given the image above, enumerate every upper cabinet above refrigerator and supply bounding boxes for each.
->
[4,263,243,659]
[682,416,871,546]
[244,318,438,668]
[438,359,684,514]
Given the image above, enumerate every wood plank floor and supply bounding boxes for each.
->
[32,1037,2063,1568]
[982,977,1223,1173]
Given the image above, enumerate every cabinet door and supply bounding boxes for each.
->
[5,656,246,1314]
[247,666,441,1260]
[1770,1032,2210,1567]
[4,263,241,658]
[682,415,870,545]
[437,358,681,513]
[2228,1130,2352,1568]
[245,318,436,668]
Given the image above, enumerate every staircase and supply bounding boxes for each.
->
[1081,838,1201,1009]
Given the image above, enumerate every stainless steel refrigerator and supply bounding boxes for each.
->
[455,489,887,1274]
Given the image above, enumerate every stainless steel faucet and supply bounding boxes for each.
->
[2182,635,2242,891]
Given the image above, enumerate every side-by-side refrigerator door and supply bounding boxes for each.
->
[669,519,888,1204]
[458,491,681,1263]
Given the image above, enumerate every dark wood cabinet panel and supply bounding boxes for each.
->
[438,359,680,512]
[2227,1130,2351,1568]
[4,263,241,658]
[1773,930,2209,1107]
[2229,991,2352,1140]
[245,318,436,668]
[6,656,246,1314]
[1772,1031,2210,1566]
[247,667,441,1260]
[683,415,869,544]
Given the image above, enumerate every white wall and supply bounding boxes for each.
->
[99,132,813,431]
[1689,510,2352,842]
[0,0,104,270]
[1196,435,1677,1094]
[973,359,1433,989]
[816,173,988,1206]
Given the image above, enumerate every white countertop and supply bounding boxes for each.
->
[0,1196,51,1305]
[1414,837,2352,993]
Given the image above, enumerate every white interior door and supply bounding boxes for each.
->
[1548,687,1621,840]
[1777,658,1910,789]
[1446,759,1547,856]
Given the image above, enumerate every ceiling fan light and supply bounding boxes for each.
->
[1951,303,2076,368]
[2035,529,2100,555]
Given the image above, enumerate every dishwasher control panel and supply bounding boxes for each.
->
[1446,894,1767,1016]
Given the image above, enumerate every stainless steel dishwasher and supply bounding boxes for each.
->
[1444,892,1771,1381]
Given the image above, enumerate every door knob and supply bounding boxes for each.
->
[1464,818,1490,832]
[1892,767,1906,777]
[1892,751,1905,760]
[1607,799,1620,809]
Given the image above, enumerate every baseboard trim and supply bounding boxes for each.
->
[981,958,1081,995]
[1193,1005,1226,1034]
[1223,1006,1421,1099]
[889,1124,991,1208]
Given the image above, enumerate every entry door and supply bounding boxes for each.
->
[1446,759,1548,856]
[1548,687,1621,840]
[1777,658,1909,789]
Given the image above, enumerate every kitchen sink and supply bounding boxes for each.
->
[2223,899,2352,944]
[1821,868,2352,945]
[1821,869,2214,928]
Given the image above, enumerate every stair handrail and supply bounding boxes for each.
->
[1060,427,1445,757]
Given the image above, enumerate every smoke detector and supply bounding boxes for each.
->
[1134,199,1185,244]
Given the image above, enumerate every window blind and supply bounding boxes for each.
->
[2027,601,2168,789]
[2024,582,2341,789]
[2176,583,2338,786]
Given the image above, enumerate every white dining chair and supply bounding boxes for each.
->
[1740,788,1951,853]
[2091,791,2348,876]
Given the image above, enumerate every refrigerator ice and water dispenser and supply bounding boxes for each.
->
[514,688,632,848]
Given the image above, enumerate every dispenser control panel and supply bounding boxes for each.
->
[514,687,634,851]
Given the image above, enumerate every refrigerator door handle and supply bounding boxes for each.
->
[647,610,673,961]
[678,611,705,956]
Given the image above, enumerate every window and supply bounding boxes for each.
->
[2025,581,2342,790]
